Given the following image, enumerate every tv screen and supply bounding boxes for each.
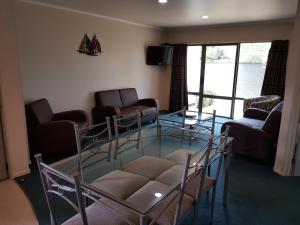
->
[146,46,173,65]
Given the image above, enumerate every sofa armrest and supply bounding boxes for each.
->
[92,106,121,124]
[243,108,269,120]
[53,110,88,122]
[138,98,159,110]
[29,120,77,155]
[221,121,274,160]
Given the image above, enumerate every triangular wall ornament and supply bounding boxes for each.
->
[78,33,102,56]
[78,33,91,54]
[88,34,102,56]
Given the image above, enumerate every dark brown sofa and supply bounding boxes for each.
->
[92,88,159,124]
[221,101,283,160]
[25,98,88,156]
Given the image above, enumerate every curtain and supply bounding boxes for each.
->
[261,40,289,98]
[169,44,188,112]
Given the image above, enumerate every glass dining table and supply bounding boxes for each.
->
[48,111,233,225]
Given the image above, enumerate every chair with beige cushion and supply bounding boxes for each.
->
[35,154,131,225]
[113,113,142,159]
[99,139,214,225]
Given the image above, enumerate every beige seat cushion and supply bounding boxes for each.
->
[123,156,175,180]
[155,165,184,187]
[184,175,215,197]
[62,202,129,225]
[101,183,194,225]
[165,149,205,166]
[90,170,149,199]
[126,181,171,212]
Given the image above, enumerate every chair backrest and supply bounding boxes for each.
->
[35,154,88,225]
[119,88,139,107]
[74,117,113,175]
[112,112,142,159]
[95,89,123,107]
[262,101,283,139]
[149,138,213,225]
[25,98,54,126]
[207,125,230,184]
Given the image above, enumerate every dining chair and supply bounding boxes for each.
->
[112,112,142,159]
[101,138,214,225]
[145,138,214,225]
[74,117,113,175]
[35,153,132,225]
[184,125,231,225]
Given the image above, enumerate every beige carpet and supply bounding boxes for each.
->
[0,179,38,225]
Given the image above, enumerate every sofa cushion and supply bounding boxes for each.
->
[26,98,54,125]
[95,90,123,107]
[131,105,157,117]
[119,107,139,118]
[119,88,139,107]
[237,117,265,129]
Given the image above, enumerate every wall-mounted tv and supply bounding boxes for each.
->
[146,45,173,65]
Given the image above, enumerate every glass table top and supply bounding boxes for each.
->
[49,118,223,215]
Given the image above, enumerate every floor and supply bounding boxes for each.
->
[16,117,300,225]
[0,179,38,225]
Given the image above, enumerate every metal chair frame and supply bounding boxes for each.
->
[113,112,142,159]
[74,117,113,175]
[35,154,88,225]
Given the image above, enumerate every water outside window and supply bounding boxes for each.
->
[187,42,271,119]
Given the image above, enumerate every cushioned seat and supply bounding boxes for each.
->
[92,88,159,125]
[237,118,265,129]
[155,165,184,186]
[101,183,194,225]
[90,170,149,199]
[184,175,215,197]
[165,149,205,167]
[130,105,157,117]
[123,156,175,180]
[126,181,171,212]
[62,202,129,225]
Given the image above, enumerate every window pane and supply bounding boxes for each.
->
[202,98,232,117]
[204,46,237,97]
[188,94,199,111]
[236,43,271,98]
[187,46,202,92]
[233,99,244,119]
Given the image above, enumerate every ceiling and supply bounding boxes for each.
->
[26,0,298,28]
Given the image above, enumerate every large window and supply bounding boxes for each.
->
[187,42,271,119]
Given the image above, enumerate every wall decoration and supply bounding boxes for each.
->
[78,33,102,56]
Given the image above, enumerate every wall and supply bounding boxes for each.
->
[15,1,169,116]
[164,21,293,44]
[0,0,30,178]
[274,3,300,176]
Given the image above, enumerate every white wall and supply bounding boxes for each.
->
[164,21,293,44]
[15,1,169,116]
[274,3,300,176]
[0,0,30,178]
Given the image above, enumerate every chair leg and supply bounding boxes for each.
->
[192,205,199,225]
[209,185,217,225]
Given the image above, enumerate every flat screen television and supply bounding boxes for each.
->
[146,46,173,65]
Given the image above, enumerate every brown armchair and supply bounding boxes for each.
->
[25,98,88,156]
[92,88,159,125]
[221,101,283,160]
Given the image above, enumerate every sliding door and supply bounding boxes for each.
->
[202,45,238,117]
[187,42,270,118]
